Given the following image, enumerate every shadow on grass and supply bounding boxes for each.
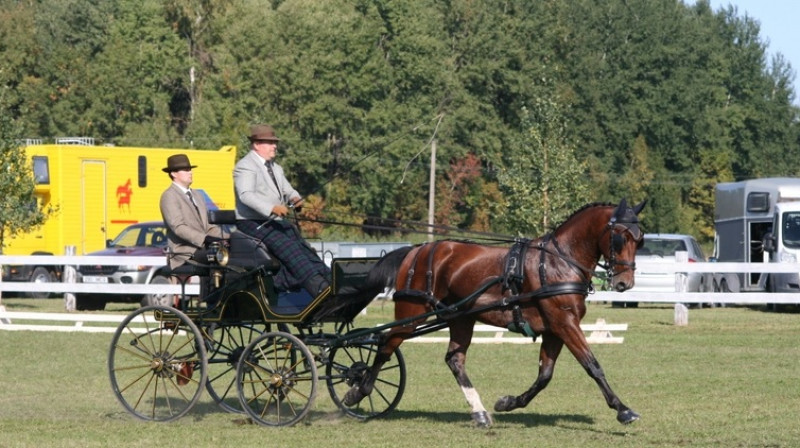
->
[374,409,596,427]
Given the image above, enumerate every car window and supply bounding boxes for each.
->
[145,227,168,247]
[690,239,706,260]
[639,238,689,257]
[109,225,167,248]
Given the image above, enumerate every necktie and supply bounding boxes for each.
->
[265,161,283,197]
[186,190,201,219]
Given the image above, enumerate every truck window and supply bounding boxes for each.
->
[747,192,770,212]
[32,156,49,184]
[782,213,800,248]
[138,156,147,187]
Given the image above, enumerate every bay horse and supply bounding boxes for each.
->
[342,199,645,427]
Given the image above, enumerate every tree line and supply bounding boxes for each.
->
[1,0,797,244]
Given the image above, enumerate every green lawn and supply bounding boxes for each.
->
[0,297,798,447]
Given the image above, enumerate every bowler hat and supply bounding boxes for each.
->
[162,154,197,173]
[248,124,281,142]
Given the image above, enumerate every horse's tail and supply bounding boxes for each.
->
[312,245,415,322]
[364,245,414,295]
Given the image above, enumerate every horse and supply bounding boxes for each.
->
[341,198,645,427]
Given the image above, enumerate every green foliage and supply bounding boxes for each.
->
[1,0,798,243]
[0,95,51,253]
[497,99,589,236]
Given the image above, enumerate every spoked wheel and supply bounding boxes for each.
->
[204,323,266,413]
[108,305,208,422]
[237,331,318,426]
[326,341,406,420]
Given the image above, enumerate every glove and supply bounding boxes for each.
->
[272,204,289,216]
[290,197,303,213]
[204,235,223,245]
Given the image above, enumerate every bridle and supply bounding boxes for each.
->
[598,215,643,281]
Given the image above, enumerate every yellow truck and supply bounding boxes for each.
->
[2,139,237,298]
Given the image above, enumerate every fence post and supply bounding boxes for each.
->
[63,246,77,312]
[0,265,7,324]
[673,251,689,325]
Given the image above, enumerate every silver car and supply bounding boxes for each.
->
[631,233,710,292]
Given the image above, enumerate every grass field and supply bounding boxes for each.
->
[0,297,798,447]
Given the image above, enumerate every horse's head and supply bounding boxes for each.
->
[602,198,646,292]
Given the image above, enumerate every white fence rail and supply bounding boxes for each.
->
[2,255,800,304]
[0,255,198,295]
[408,320,626,344]
[0,311,626,344]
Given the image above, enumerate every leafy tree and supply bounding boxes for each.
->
[497,100,589,236]
[618,134,654,206]
[0,95,52,254]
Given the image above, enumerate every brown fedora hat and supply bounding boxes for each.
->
[248,124,281,142]
[162,154,197,173]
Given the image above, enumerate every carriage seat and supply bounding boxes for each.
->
[207,209,281,273]
[227,231,281,273]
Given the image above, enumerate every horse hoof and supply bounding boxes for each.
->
[493,395,517,412]
[617,408,640,424]
[343,387,364,407]
[471,411,492,428]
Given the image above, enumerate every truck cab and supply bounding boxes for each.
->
[762,201,800,292]
[713,178,800,293]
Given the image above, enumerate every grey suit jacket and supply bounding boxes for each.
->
[159,183,222,268]
[233,150,300,220]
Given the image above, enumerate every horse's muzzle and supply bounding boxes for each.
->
[613,282,630,292]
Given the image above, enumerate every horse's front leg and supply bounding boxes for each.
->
[563,328,640,424]
[494,333,563,413]
[445,324,492,428]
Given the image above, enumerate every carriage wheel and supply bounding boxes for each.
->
[204,323,266,413]
[326,342,406,420]
[108,305,208,422]
[236,331,318,426]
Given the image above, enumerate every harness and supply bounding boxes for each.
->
[393,237,594,341]
[391,204,644,341]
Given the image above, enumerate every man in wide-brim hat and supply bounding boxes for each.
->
[234,124,331,298]
[159,153,224,270]
[162,154,198,173]
[247,124,281,143]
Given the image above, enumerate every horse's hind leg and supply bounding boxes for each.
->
[494,334,563,413]
[446,323,492,428]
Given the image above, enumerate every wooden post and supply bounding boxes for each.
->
[674,250,688,325]
[0,264,7,324]
[63,246,77,312]
[427,139,436,242]
[674,303,689,326]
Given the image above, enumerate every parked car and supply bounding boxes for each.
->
[614,233,710,308]
[75,222,172,310]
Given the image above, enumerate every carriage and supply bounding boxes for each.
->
[108,200,645,428]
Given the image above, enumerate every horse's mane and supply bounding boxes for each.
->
[553,201,615,230]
